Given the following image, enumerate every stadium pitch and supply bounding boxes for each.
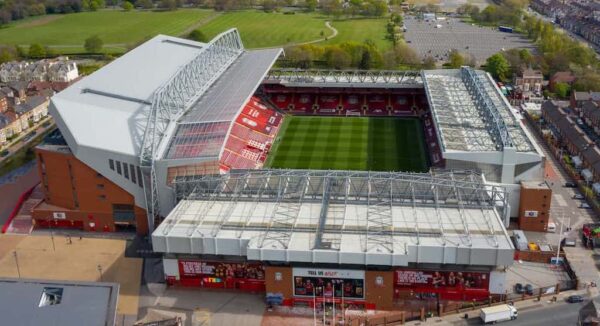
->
[265,116,429,172]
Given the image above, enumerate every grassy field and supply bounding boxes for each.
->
[325,18,392,50]
[0,9,213,49]
[199,11,333,48]
[265,116,428,172]
[0,9,392,53]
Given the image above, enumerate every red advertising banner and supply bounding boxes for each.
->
[178,260,265,281]
[394,269,489,290]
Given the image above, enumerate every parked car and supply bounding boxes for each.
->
[566,295,585,303]
[581,203,592,209]
[565,182,577,188]
[525,284,534,295]
[515,283,524,294]
[574,194,585,200]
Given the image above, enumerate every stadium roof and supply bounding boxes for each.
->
[264,69,423,88]
[422,68,535,153]
[0,278,119,326]
[51,33,281,159]
[153,169,514,267]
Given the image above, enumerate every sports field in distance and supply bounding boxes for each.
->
[265,116,429,172]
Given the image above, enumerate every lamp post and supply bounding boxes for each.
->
[13,251,20,278]
[555,212,564,265]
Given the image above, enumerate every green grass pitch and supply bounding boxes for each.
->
[265,116,429,172]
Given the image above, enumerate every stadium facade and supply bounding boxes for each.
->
[31,31,547,308]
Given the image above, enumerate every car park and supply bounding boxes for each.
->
[567,295,584,303]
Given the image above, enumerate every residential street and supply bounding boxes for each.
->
[0,117,54,165]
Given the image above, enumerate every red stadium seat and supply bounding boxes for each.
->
[366,94,389,116]
[342,94,363,113]
[316,94,340,115]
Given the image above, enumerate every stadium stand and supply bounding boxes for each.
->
[316,94,340,115]
[219,96,283,171]
[365,94,389,115]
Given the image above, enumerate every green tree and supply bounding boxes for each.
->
[0,47,16,64]
[447,49,464,68]
[188,29,208,42]
[422,56,436,69]
[554,82,570,98]
[160,0,178,10]
[139,0,154,9]
[325,46,351,69]
[28,43,46,59]
[485,53,510,81]
[305,0,318,11]
[84,35,104,53]
[122,1,134,11]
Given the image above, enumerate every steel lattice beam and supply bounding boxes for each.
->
[264,68,423,87]
[140,29,244,234]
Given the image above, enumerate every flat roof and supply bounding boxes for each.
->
[0,278,119,326]
[423,68,535,153]
[153,170,514,267]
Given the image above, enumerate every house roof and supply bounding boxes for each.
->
[14,95,48,115]
[551,71,576,83]
[574,91,600,102]
[521,68,543,79]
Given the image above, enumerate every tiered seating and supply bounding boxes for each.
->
[220,97,284,171]
[391,95,412,116]
[291,94,315,114]
[316,94,340,115]
[422,113,443,166]
[342,94,363,114]
[271,94,293,111]
[366,94,389,116]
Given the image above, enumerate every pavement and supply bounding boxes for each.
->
[0,117,54,165]
[0,234,142,325]
[404,288,591,325]
[522,118,600,289]
[0,166,39,226]
[403,15,535,63]
[137,284,265,326]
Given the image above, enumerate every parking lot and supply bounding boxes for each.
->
[403,16,535,63]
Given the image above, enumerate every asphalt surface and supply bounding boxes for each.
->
[0,117,54,165]
[403,15,535,63]
[452,300,580,325]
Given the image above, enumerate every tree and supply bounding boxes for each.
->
[285,45,314,69]
[447,49,464,68]
[188,29,208,42]
[0,47,17,64]
[325,46,351,69]
[422,56,436,69]
[160,0,179,10]
[28,43,46,59]
[554,82,570,98]
[122,1,134,11]
[84,35,104,53]
[485,53,509,81]
[305,0,317,12]
[139,0,154,9]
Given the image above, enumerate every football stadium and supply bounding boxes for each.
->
[32,30,547,309]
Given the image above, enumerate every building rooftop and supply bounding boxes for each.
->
[0,278,119,326]
[422,68,535,153]
[153,169,514,267]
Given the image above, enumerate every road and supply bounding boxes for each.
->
[455,301,580,325]
[0,118,54,165]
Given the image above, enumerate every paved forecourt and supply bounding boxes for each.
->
[266,116,429,172]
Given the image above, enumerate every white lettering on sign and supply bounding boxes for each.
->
[293,267,364,280]
[396,271,431,285]
[180,261,215,275]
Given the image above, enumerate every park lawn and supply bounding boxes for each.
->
[199,11,333,48]
[324,17,392,50]
[265,116,428,172]
[0,9,213,48]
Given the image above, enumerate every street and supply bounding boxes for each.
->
[452,300,581,325]
[0,117,54,165]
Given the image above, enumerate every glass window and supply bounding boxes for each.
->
[109,159,114,170]
[123,163,129,179]
[130,165,136,184]
[116,161,121,175]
